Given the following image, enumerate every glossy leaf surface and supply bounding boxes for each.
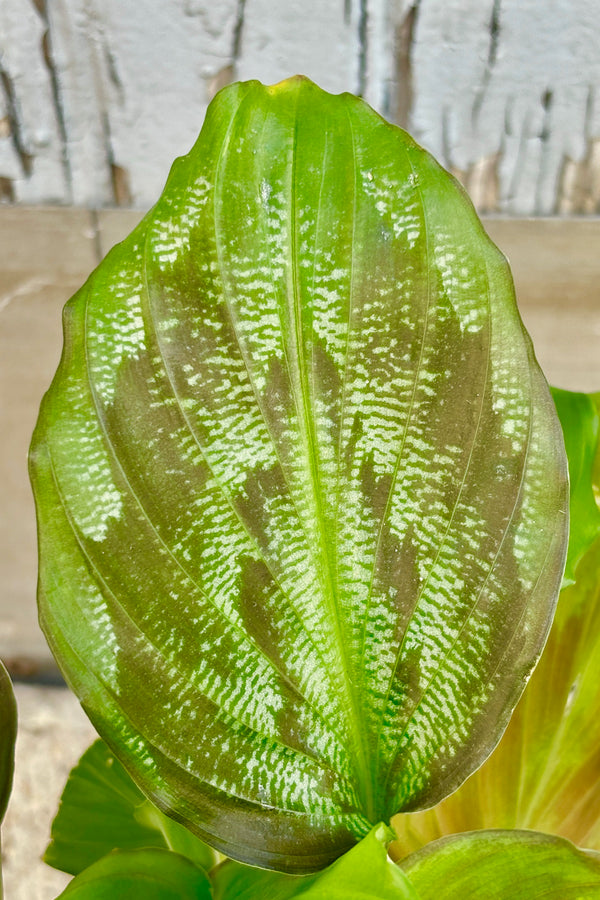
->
[30,77,568,870]
[57,849,212,899]
[213,825,417,899]
[45,739,215,875]
[401,830,600,899]
[0,661,16,824]
[392,388,600,853]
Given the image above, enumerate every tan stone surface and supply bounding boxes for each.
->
[2,684,97,900]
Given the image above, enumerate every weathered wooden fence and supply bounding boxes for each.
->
[1,0,599,213]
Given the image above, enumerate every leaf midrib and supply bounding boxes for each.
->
[206,97,362,760]
[286,85,375,822]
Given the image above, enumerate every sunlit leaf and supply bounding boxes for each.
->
[30,76,568,871]
[0,661,16,824]
[56,849,212,899]
[392,388,600,853]
[551,388,600,584]
[400,830,600,898]
[212,824,418,899]
[45,739,216,875]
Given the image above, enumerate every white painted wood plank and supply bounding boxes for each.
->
[0,0,66,202]
[410,0,600,213]
[235,0,363,96]
[0,0,240,206]
[361,0,399,114]
[1,1,599,213]
[45,0,242,206]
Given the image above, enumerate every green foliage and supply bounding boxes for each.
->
[45,739,215,875]
[47,749,417,897]
[29,76,568,873]
[0,661,16,900]
[44,385,600,894]
[212,825,418,899]
[56,849,212,899]
[0,661,16,825]
[392,388,600,854]
[400,831,600,898]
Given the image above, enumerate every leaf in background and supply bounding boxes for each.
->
[392,387,600,854]
[400,830,600,899]
[212,824,418,900]
[592,393,600,504]
[551,388,600,584]
[30,76,568,871]
[56,848,212,899]
[45,739,216,875]
[0,661,17,900]
[0,661,16,824]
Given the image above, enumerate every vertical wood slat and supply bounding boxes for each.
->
[1,1,598,212]
[409,0,600,215]
[0,0,241,205]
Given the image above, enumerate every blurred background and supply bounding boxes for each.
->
[1,1,599,896]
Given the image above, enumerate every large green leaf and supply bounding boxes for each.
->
[400,830,600,898]
[0,661,16,824]
[212,824,418,899]
[56,849,212,899]
[30,77,568,871]
[391,388,600,854]
[45,739,216,875]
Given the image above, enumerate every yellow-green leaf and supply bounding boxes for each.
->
[57,849,212,899]
[212,824,418,899]
[401,830,600,899]
[552,389,600,585]
[30,77,568,872]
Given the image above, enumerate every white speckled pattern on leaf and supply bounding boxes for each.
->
[30,77,568,872]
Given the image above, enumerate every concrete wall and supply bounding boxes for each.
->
[1,0,599,213]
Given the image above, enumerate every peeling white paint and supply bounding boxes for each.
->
[410,0,600,214]
[0,1,599,213]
